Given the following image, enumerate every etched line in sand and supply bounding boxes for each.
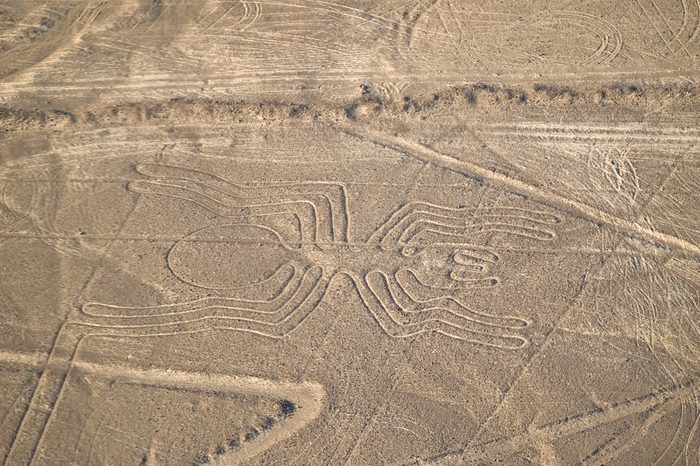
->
[128,162,350,245]
[5,162,562,463]
[100,163,559,346]
[0,349,324,466]
[2,164,560,371]
[425,377,700,464]
[367,201,560,249]
[341,125,700,256]
[112,164,562,346]
[357,269,528,349]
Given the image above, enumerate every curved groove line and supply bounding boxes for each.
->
[343,126,700,256]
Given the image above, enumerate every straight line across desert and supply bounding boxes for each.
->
[0,1,699,465]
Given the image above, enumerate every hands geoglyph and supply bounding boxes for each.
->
[66,162,562,350]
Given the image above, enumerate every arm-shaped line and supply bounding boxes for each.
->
[128,179,319,245]
[132,162,349,243]
[398,244,502,285]
[399,217,556,245]
[251,181,349,244]
[373,270,526,328]
[71,266,329,339]
[81,262,300,318]
[450,248,501,282]
[393,269,525,328]
[355,270,528,349]
[370,201,560,247]
[396,265,499,291]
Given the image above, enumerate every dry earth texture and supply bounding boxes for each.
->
[1,1,700,465]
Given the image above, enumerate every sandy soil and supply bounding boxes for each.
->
[1,1,699,465]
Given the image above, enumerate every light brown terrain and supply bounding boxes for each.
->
[1,1,699,465]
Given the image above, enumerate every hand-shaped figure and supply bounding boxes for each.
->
[63,163,561,351]
[11,163,562,465]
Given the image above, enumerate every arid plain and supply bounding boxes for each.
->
[1,1,700,464]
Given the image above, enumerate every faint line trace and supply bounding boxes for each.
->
[77,162,560,348]
[7,161,562,465]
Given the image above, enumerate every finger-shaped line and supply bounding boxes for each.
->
[81,263,301,318]
[477,222,555,240]
[371,201,561,244]
[451,248,501,279]
[136,162,346,202]
[128,179,242,216]
[134,177,338,243]
[415,214,557,236]
[368,270,509,329]
[390,202,561,225]
[399,221,555,247]
[218,269,330,338]
[454,248,500,265]
[426,321,528,350]
[72,267,325,335]
[449,269,500,284]
[128,180,319,243]
[363,271,527,349]
[360,272,444,337]
[135,163,348,242]
[393,269,527,329]
[129,179,320,221]
[377,211,558,245]
[452,264,489,273]
[399,266,498,290]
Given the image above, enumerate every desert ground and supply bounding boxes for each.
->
[0,1,699,465]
